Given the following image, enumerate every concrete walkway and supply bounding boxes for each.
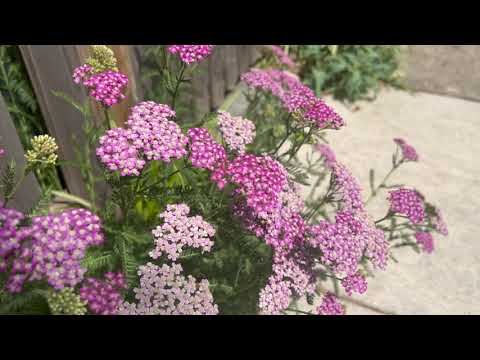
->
[297,89,480,315]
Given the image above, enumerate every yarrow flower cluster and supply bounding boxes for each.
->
[167,45,214,64]
[269,45,296,69]
[314,143,337,168]
[317,292,345,315]
[187,128,227,171]
[258,275,292,315]
[394,138,419,162]
[1,208,104,293]
[150,204,215,262]
[96,128,146,176]
[47,287,87,315]
[217,111,256,154]
[127,101,187,162]
[118,262,218,315]
[341,272,368,296]
[331,162,364,212]
[85,45,119,73]
[429,204,448,236]
[388,188,425,224]
[415,231,434,254]
[79,272,127,315]
[25,135,58,168]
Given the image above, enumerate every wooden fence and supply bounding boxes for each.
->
[0,45,262,209]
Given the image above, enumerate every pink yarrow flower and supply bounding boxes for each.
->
[388,188,425,224]
[341,272,368,296]
[394,138,419,162]
[269,45,296,69]
[168,45,214,64]
[80,272,127,315]
[217,111,256,154]
[415,231,434,254]
[317,292,345,315]
[314,143,337,169]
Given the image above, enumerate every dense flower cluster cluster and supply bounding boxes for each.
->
[217,111,256,154]
[1,207,104,293]
[96,128,146,176]
[150,204,215,261]
[47,287,87,315]
[25,135,58,168]
[187,128,227,172]
[314,143,337,168]
[85,45,119,73]
[269,45,296,69]
[167,45,214,64]
[341,272,368,296]
[74,65,128,108]
[242,68,344,130]
[415,231,434,254]
[80,272,127,315]
[127,101,187,162]
[317,292,345,315]
[258,275,292,315]
[394,138,419,162]
[331,163,364,212]
[388,188,425,224]
[118,262,218,315]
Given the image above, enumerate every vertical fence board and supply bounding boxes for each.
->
[191,59,211,121]
[19,45,90,199]
[224,45,239,92]
[237,45,251,76]
[209,46,226,110]
[0,94,41,211]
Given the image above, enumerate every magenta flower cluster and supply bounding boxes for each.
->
[415,232,434,254]
[314,143,337,169]
[126,101,187,162]
[269,45,296,69]
[388,188,425,224]
[167,45,214,64]
[96,128,146,176]
[118,262,218,315]
[331,162,365,212]
[79,272,127,315]
[317,292,345,315]
[187,128,227,172]
[341,272,368,296]
[217,111,256,154]
[432,206,448,236]
[394,138,419,162]
[1,207,104,293]
[258,275,292,315]
[150,204,215,261]
[73,64,128,107]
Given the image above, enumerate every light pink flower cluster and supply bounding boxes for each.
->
[217,111,256,154]
[126,101,187,162]
[314,143,337,169]
[388,188,425,224]
[167,45,214,64]
[96,128,146,176]
[241,68,285,97]
[150,204,215,262]
[118,262,218,315]
[1,208,104,292]
[79,272,127,315]
[258,275,292,315]
[73,64,128,107]
[271,250,316,297]
[303,97,345,129]
[269,45,296,69]
[187,128,227,171]
[432,206,448,236]
[415,232,434,254]
[317,292,345,315]
[394,138,419,162]
[341,272,368,296]
[331,162,365,212]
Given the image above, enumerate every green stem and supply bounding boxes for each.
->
[171,63,186,111]
[138,165,189,194]
[104,108,116,130]
[3,169,28,207]
[272,114,292,156]
[286,308,312,315]
[366,159,404,204]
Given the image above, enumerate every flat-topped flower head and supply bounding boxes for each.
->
[258,275,292,315]
[317,292,345,315]
[127,101,187,162]
[269,45,296,69]
[331,162,364,212]
[394,138,419,162]
[388,188,425,224]
[96,128,145,176]
[118,262,218,315]
[415,231,434,254]
[86,45,119,73]
[80,272,127,315]
[47,287,87,315]
[217,111,256,154]
[187,128,227,171]
[25,135,58,169]
[168,45,214,64]
[150,203,215,262]
[303,98,345,130]
[341,272,368,296]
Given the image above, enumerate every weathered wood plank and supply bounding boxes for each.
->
[209,46,226,109]
[237,45,251,76]
[19,45,90,199]
[0,93,41,211]
[191,59,211,120]
[224,45,239,92]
